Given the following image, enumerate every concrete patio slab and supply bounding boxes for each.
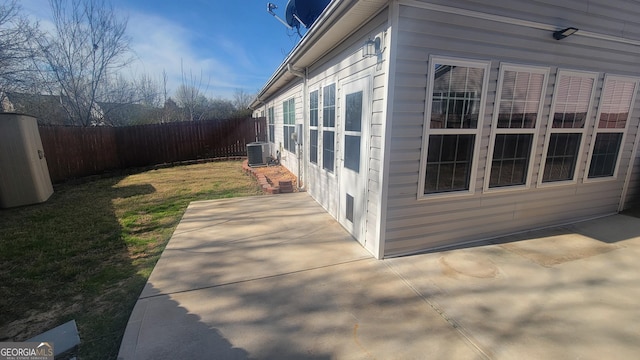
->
[124,259,480,360]
[385,214,640,360]
[140,194,372,298]
[119,192,640,360]
[119,193,480,360]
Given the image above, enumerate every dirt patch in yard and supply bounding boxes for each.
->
[252,166,297,188]
[246,163,298,193]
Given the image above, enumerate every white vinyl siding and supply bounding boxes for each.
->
[269,84,302,173]
[249,7,389,258]
[303,10,389,257]
[384,2,640,256]
[623,147,640,210]
[252,0,640,258]
[485,64,548,191]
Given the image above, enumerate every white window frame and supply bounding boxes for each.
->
[584,74,639,182]
[484,64,549,193]
[538,69,598,187]
[283,97,296,153]
[309,89,319,166]
[322,83,337,173]
[267,106,275,144]
[418,56,491,199]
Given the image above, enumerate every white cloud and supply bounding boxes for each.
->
[19,1,260,99]
[126,11,243,99]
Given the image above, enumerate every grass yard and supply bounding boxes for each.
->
[0,160,262,359]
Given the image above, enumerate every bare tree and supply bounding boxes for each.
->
[232,88,253,111]
[99,73,135,103]
[161,69,168,105]
[134,73,162,108]
[174,62,210,121]
[175,84,208,121]
[160,69,172,123]
[162,97,181,123]
[34,0,132,126]
[206,98,235,119]
[0,0,40,104]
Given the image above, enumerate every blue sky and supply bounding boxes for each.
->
[20,0,306,99]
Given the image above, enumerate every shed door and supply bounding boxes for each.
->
[339,76,370,244]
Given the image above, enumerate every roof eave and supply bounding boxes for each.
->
[250,0,387,110]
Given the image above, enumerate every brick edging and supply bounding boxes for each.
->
[242,160,283,194]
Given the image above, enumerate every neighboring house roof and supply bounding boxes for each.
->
[250,0,388,109]
[1,92,73,125]
[0,92,150,126]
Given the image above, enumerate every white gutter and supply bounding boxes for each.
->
[249,0,359,110]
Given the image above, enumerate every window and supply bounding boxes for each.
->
[283,98,295,153]
[322,84,336,172]
[586,75,638,179]
[589,133,623,177]
[541,71,597,184]
[487,65,548,189]
[543,133,581,182]
[344,91,363,172]
[309,90,319,164]
[490,134,533,187]
[425,134,475,192]
[431,91,480,128]
[267,106,275,144]
[420,57,489,196]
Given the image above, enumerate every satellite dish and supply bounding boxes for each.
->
[285,0,331,29]
[285,0,298,29]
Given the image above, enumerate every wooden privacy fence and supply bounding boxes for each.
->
[39,117,267,183]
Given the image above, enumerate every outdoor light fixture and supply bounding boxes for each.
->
[553,27,579,40]
[363,36,382,58]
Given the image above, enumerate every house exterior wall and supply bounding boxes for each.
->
[623,150,640,209]
[304,9,389,256]
[252,8,391,257]
[383,0,640,256]
[255,83,304,177]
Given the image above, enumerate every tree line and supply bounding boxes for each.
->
[0,0,254,126]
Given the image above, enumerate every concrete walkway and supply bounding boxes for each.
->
[118,193,640,359]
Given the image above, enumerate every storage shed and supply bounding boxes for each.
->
[0,113,54,208]
[250,0,640,259]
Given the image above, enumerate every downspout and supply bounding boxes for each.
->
[287,64,307,191]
